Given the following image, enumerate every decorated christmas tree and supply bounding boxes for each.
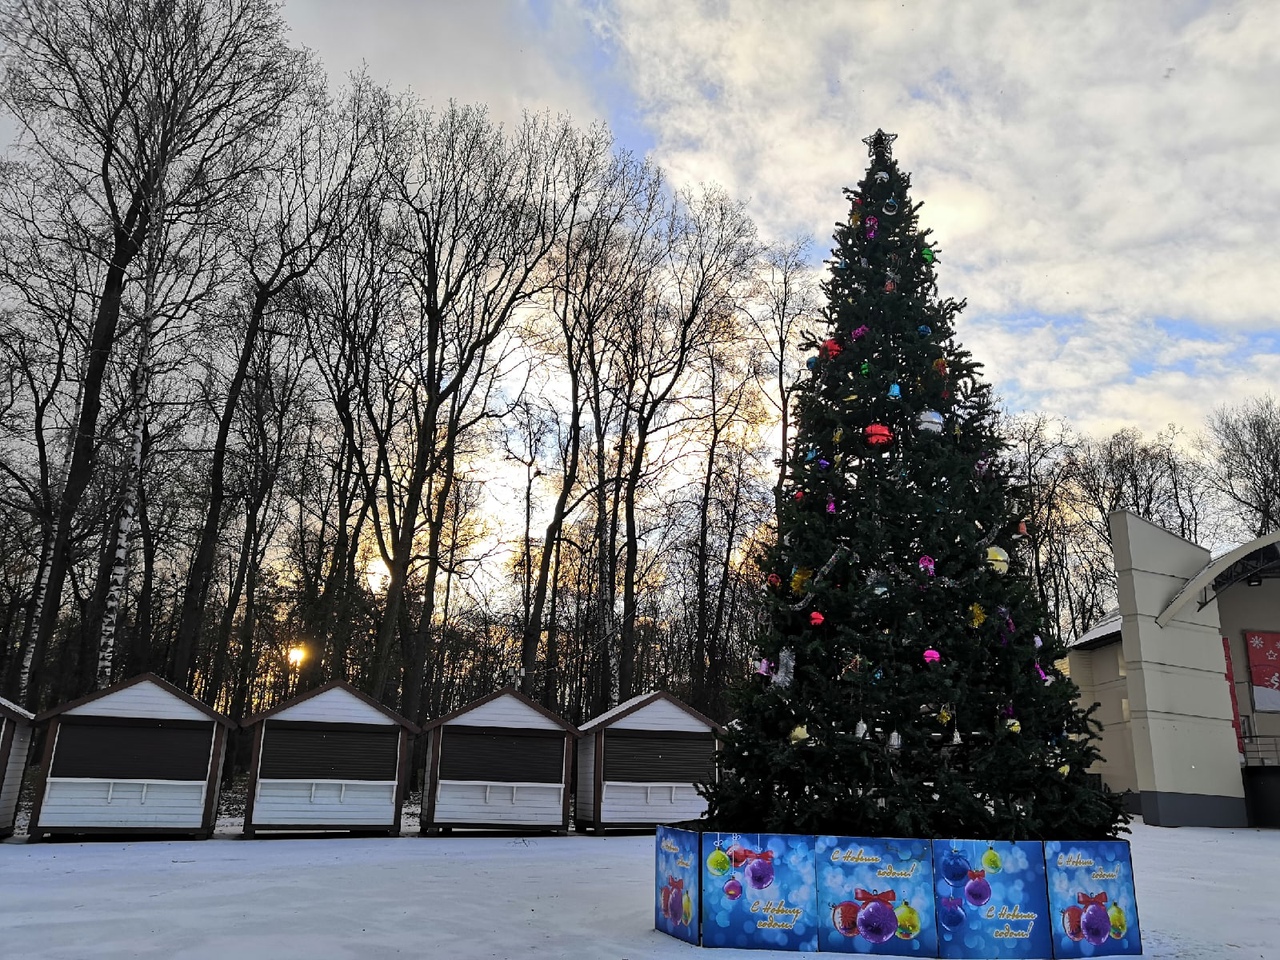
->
[703,131,1127,841]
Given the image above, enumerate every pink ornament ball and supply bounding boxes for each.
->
[923,648,941,664]
[810,611,825,626]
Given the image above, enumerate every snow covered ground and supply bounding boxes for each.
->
[0,819,1276,959]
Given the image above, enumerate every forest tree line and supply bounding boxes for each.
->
[1,0,1278,746]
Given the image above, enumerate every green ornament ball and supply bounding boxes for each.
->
[981,845,1002,874]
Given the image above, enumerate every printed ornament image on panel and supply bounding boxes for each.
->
[932,840,1052,959]
[701,832,818,951]
[1044,840,1142,957]
[816,835,937,955]
[656,825,701,945]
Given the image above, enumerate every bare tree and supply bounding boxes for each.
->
[612,186,757,700]
[0,0,308,706]
[1204,394,1280,538]
[343,102,579,723]
[516,135,667,701]
[745,238,819,517]
[170,74,372,688]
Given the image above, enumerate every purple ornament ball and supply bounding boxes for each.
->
[964,876,992,907]
[723,877,743,901]
[745,856,774,890]
[856,900,898,944]
[665,887,683,923]
[938,897,966,930]
[940,850,971,886]
[1081,903,1111,946]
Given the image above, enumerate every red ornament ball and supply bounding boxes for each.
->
[767,573,781,587]
[832,901,860,937]
[865,423,893,446]
[810,611,825,626]
[1062,906,1084,942]
[794,490,804,501]
[821,338,843,359]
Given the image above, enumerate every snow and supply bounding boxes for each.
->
[1,819,1277,959]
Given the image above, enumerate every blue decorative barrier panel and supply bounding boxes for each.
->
[932,840,1052,959]
[1043,840,1141,957]
[656,825,701,944]
[815,836,937,956]
[655,830,1135,956]
[700,832,819,951]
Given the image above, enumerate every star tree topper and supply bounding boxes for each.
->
[862,128,898,160]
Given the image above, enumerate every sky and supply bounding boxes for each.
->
[7,0,1267,442]
[279,0,1280,440]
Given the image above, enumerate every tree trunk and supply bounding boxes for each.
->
[30,207,145,708]
[172,286,270,688]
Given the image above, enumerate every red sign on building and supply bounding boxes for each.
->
[1244,631,1280,713]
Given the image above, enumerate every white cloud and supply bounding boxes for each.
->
[588,0,1280,436]
[282,0,602,124]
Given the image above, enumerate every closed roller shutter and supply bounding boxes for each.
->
[438,727,563,783]
[604,733,715,783]
[51,720,213,781]
[260,723,399,781]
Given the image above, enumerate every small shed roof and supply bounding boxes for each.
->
[1069,611,1123,650]
[240,679,420,732]
[34,673,235,726]
[423,686,579,735]
[0,695,34,723]
[579,691,725,734]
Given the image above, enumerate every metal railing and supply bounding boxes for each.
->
[1243,736,1280,767]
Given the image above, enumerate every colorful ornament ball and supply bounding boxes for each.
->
[981,845,1002,874]
[1061,906,1084,942]
[832,901,860,937]
[917,409,944,434]
[938,897,966,930]
[964,872,992,907]
[706,847,731,876]
[895,900,922,940]
[865,423,893,446]
[857,899,898,944]
[940,850,971,886]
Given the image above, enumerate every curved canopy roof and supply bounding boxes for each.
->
[1157,529,1280,627]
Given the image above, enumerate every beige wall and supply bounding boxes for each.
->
[1218,578,1280,738]
[1110,511,1246,824]
[1071,641,1137,796]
